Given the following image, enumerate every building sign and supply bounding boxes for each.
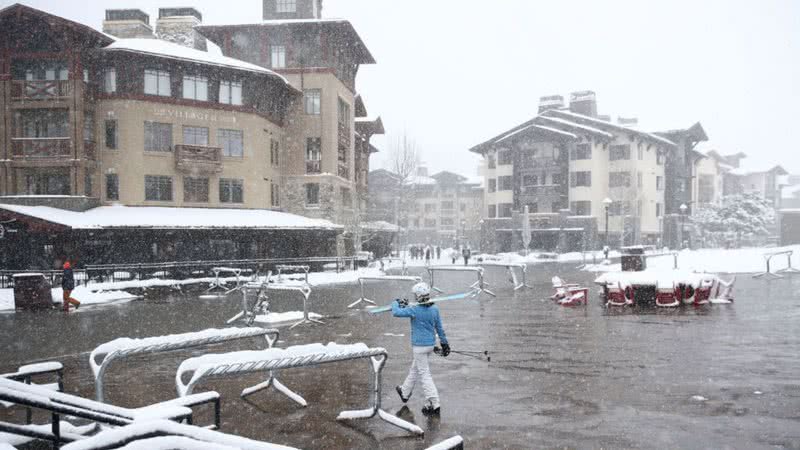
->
[153,108,237,125]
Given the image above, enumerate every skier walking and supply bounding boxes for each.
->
[61,261,81,311]
[391,282,449,415]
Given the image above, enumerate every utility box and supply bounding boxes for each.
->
[13,273,53,310]
[621,246,647,272]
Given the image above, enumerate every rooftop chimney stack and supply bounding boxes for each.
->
[617,117,639,128]
[103,9,154,39]
[538,95,565,113]
[156,7,207,51]
[569,90,598,117]
[264,0,323,21]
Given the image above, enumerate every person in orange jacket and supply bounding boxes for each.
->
[61,261,81,311]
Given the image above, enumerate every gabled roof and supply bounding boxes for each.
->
[543,109,676,147]
[0,3,113,48]
[354,94,368,118]
[655,122,708,142]
[535,116,614,139]
[197,19,375,65]
[355,116,384,136]
[431,171,468,185]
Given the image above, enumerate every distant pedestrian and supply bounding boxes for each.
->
[450,248,457,265]
[436,246,441,260]
[61,261,81,311]
[424,246,432,265]
[462,246,471,266]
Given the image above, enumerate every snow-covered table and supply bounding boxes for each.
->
[594,270,734,307]
[90,327,279,403]
[348,275,422,308]
[176,342,423,435]
[427,266,496,298]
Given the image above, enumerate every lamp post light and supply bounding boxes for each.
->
[478,219,485,253]
[679,203,688,249]
[602,197,613,249]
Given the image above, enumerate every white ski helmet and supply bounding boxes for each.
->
[412,282,431,300]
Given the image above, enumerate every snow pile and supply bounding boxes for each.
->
[647,246,800,273]
[271,267,383,287]
[0,286,139,312]
[595,269,713,287]
[252,311,323,325]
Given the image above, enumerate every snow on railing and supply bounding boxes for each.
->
[176,343,423,435]
[90,327,278,403]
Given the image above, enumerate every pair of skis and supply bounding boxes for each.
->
[365,291,477,314]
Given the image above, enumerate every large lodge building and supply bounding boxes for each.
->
[0,1,385,269]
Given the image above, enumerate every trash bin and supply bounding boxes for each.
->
[13,273,54,310]
[621,246,647,272]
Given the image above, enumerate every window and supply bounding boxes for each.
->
[270,139,280,166]
[84,172,93,197]
[441,218,454,227]
[305,183,320,206]
[609,171,631,188]
[498,150,512,165]
[523,175,538,186]
[460,203,467,212]
[338,98,351,128]
[424,219,437,228]
[341,187,352,209]
[271,45,286,69]
[499,175,513,191]
[527,203,538,213]
[441,201,454,210]
[103,68,116,94]
[552,173,564,186]
[219,179,244,203]
[105,120,117,149]
[304,89,321,115]
[144,122,172,152]
[144,70,171,96]
[106,174,119,201]
[487,154,496,169]
[182,75,208,101]
[657,152,666,165]
[425,204,436,213]
[570,171,592,187]
[571,201,592,216]
[306,137,322,161]
[499,203,513,218]
[145,175,172,201]
[271,183,280,207]
[638,146,644,160]
[219,81,242,105]
[609,144,630,161]
[183,177,209,203]
[571,144,591,160]
[488,204,497,218]
[656,176,664,191]
[183,126,209,146]
[638,172,643,188]
[698,174,715,203]
[656,203,663,217]
[276,0,296,13]
[608,201,629,216]
[488,179,497,193]
[218,129,244,157]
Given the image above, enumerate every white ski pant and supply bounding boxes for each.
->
[400,345,439,408]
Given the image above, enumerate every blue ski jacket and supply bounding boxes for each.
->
[391,300,448,347]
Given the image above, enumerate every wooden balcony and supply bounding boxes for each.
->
[10,80,72,101]
[306,160,321,174]
[174,144,223,174]
[11,138,71,159]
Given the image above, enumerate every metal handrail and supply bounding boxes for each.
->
[427,266,496,298]
[753,250,800,279]
[348,275,422,308]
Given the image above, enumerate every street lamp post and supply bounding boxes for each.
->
[478,219,484,253]
[602,197,613,250]
[679,203,688,249]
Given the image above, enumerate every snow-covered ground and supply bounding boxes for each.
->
[0,268,384,313]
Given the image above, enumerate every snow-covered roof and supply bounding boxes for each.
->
[545,109,676,147]
[535,116,614,138]
[403,175,437,186]
[362,221,402,232]
[0,204,341,231]
[105,38,289,83]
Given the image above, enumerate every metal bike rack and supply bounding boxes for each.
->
[265,284,323,329]
[348,275,422,308]
[754,250,800,279]
[176,343,423,435]
[427,266,496,298]
[206,267,244,294]
[476,262,532,290]
[90,327,278,403]
[1,362,64,425]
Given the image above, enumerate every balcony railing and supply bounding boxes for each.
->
[522,185,563,196]
[11,137,71,159]
[306,160,321,174]
[11,80,72,101]
[338,122,351,148]
[338,164,350,180]
[174,144,223,174]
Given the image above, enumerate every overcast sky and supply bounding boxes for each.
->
[8,0,799,177]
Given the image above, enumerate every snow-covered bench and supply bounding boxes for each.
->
[60,420,299,450]
[426,266,496,298]
[176,342,423,435]
[348,275,422,308]
[475,262,531,290]
[0,377,217,447]
[90,327,279,404]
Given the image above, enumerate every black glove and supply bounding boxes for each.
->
[441,343,450,357]
[397,298,409,307]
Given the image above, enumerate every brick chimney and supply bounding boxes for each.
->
[156,7,207,51]
[538,95,564,114]
[568,91,598,117]
[617,117,639,128]
[103,9,154,39]
[264,0,323,21]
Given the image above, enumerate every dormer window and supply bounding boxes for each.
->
[276,0,297,13]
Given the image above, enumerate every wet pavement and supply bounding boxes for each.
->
[2,264,800,449]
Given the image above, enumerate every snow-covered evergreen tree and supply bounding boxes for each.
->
[693,194,775,247]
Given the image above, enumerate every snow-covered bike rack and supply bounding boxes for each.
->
[275,265,310,285]
[90,327,279,403]
[1,362,64,425]
[206,267,244,294]
[475,262,532,290]
[264,284,323,329]
[425,435,465,450]
[348,275,422,308]
[176,343,423,435]
[753,250,800,279]
[427,266,496,298]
